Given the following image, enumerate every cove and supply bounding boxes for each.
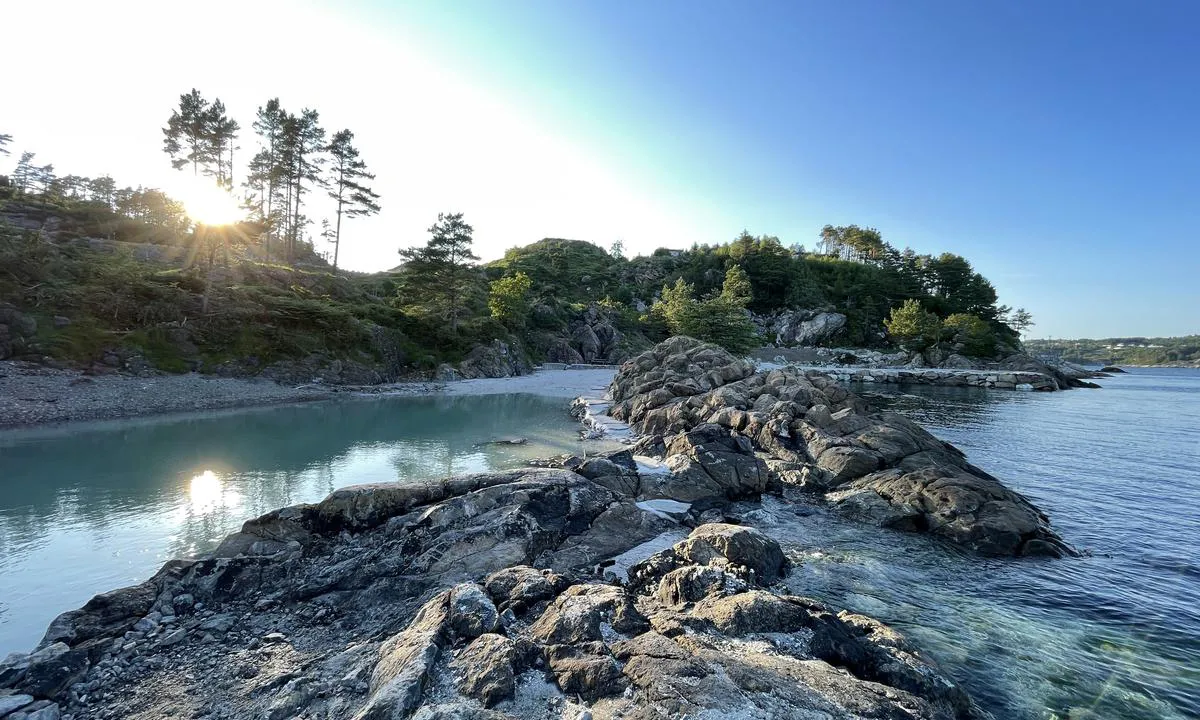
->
[0,393,618,654]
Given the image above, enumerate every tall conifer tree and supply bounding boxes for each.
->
[325,129,381,270]
[398,213,479,331]
[163,89,218,176]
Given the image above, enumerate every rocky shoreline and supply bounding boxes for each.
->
[752,346,1106,390]
[0,338,1075,719]
[788,365,1060,391]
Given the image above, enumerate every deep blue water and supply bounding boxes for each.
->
[765,367,1200,720]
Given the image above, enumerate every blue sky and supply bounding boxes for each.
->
[5,0,1198,338]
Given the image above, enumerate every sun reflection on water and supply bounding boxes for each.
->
[188,470,241,513]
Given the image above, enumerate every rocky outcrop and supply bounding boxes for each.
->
[255,353,385,385]
[457,339,532,379]
[753,346,1103,391]
[0,305,38,361]
[609,337,1074,557]
[545,303,633,365]
[755,308,848,347]
[818,366,1059,391]
[0,468,986,720]
[995,353,1102,389]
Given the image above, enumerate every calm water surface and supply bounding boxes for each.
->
[0,393,617,654]
[1,371,1197,720]
[767,367,1200,720]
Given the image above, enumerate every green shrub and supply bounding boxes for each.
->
[885,299,942,351]
[488,272,533,328]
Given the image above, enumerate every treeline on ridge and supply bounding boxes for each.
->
[1,114,1032,377]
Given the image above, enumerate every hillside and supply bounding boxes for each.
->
[1025,336,1200,367]
[0,200,498,382]
[1,185,1035,383]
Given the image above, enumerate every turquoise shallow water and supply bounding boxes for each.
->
[1,370,1197,719]
[0,393,618,654]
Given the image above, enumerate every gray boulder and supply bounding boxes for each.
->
[450,633,518,706]
[458,340,532,379]
[628,522,787,592]
[774,310,847,346]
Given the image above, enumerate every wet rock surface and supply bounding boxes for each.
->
[2,461,988,719]
[609,336,1073,557]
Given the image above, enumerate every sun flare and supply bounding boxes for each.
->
[176,178,243,226]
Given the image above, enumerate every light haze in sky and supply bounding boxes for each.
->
[4,0,1198,339]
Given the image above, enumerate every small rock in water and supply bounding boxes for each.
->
[476,436,528,447]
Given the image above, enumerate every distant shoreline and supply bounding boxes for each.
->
[1089,363,1200,369]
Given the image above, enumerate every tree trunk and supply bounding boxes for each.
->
[333,195,344,270]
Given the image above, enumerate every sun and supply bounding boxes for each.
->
[176,177,243,226]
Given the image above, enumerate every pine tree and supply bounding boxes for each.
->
[885,299,943,351]
[207,99,240,189]
[58,175,89,199]
[277,109,325,261]
[1010,308,1034,338]
[163,89,218,176]
[245,99,286,227]
[0,133,12,156]
[326,129,381,270]
[720,264,753,306]
[12,153,36,194]
[655,273,758,354]
[398,212,480,331]
[89,176,116,209]
[319,218,336,262]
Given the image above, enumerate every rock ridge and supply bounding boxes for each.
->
[1,461,989,719]
[608,336,1074,558]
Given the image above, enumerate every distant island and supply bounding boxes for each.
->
[1025,336,1200,368]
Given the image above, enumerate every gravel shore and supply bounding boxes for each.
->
[0,362,618,430]
[0,362,345,429]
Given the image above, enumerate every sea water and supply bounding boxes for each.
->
[767,368,1200,719]
[0,393,618,654]
[1,371,1197,719]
